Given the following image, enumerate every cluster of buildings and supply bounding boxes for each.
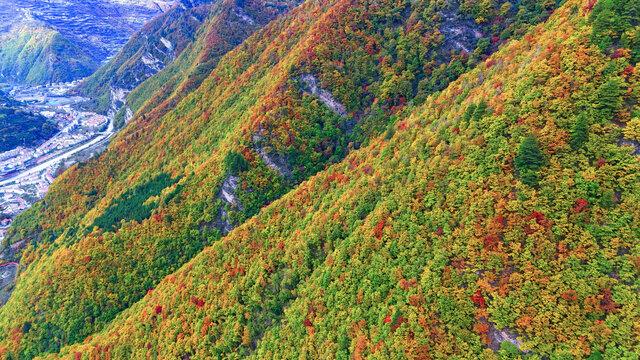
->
[0,125,97,178]
[0,169,56,244]
[0,218,11,244]
[0,147,35,177]
[0,81,110,245]
[0,83,108,178]
[10,81,82,101]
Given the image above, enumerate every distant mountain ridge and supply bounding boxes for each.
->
[76,0,303,127]
[0,0,178,84]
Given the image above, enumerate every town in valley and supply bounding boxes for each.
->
[0,81,113,246]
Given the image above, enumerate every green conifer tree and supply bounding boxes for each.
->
[225,151,249,175]
[515,134,544,186]
[462,103,477,122]
[597,79,621,122]
[473,99,488,122]
[600,189,616,209]
[570,113,590,149]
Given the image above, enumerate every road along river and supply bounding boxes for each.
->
[0,116,115,187]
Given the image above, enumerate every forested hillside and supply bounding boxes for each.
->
[0,91,57,152]
[0,0,638,358]
[0,28,97,85]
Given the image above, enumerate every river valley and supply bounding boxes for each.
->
[0,82,116,251]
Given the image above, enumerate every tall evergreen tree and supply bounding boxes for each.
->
[473,99,488,122]
[515,134,544,186]
[597,79,622,122]
[462,103,477,122]
[600,188,616,209]
[570,113,590,149]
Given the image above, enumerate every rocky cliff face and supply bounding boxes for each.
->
[0,0,178,84]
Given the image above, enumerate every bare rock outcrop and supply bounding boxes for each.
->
[299,73,347,117]
[438,4,483,54]
[252,134,293,179]
[215,174,242,234]
[618,138,640,156]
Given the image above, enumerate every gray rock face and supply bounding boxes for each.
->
[618,138,640,156]
[248,74,350,181]
[232,7,255,25]
[299,73,347,117]
[487,324,529,353]
[252,134,293,179]
[101,2,206,93]
[216,174,242,234]
[438,7,483,54]
[219,175,240,206]
[109,85,131,118]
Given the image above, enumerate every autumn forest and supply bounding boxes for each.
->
[0,0,639,358]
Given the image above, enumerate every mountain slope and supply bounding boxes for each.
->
[112,0,305,128]
[1,0,638,358]
[29,0,640,358]
[75,0,215,117]
[0,27,97,85]
[76,0,303,127]
[0,0,176,84]
[0,90,57,152]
